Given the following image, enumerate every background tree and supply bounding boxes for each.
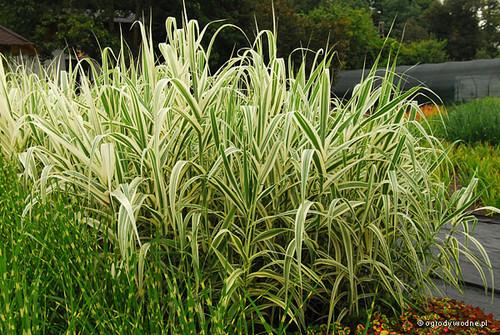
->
[370,0,421,38]
[0,0,120,58]
[478,0,500,58]
[399,38,448,64]
[424,0,482,61]
[0,0,495,70]
[306,2,381,69]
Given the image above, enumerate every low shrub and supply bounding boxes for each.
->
[436,97,500,145]
[305,298,500,334]
[417,104,445,121]
[365,298,500,335]
[447,143,500,210]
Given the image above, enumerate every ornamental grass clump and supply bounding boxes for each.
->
[0,17,495,333]
[437,97,500,145]
[446,143,500,210]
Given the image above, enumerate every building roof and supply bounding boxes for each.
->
[0,24,34,46]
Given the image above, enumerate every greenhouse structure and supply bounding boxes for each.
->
[332,58,500,104]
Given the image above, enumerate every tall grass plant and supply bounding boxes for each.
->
[0,17,495,332]
[433,97,500,145]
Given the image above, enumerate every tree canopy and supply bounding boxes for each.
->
[0,0,498,69]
